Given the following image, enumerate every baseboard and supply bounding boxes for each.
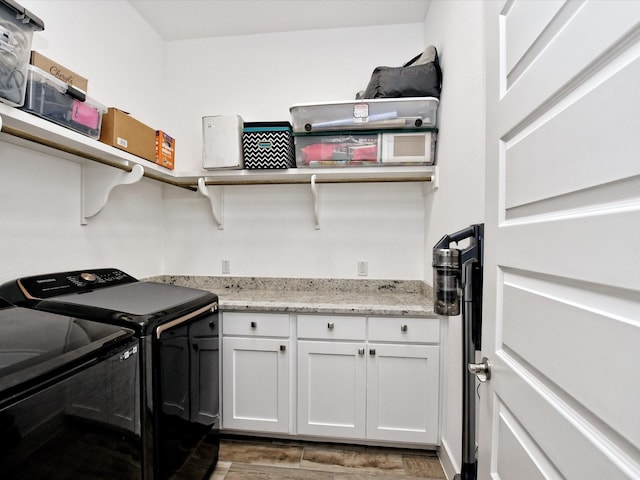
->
[438,437,459,480]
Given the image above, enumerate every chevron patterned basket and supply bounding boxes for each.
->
[242,122,296,169]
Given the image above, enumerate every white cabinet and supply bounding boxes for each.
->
[297,314,440,444]
[366,343,439,444]
[366,316,440,444]
[222,312,290,433]
[297,314,367,439]
[297,340,366,439]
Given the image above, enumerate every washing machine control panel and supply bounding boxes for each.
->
[17,268,138,299]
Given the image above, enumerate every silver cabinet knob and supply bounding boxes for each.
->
[369,348,376,356]
[327,322,335,330]
[280,345,286,352]
[401,324,408,332]
[250,321,257,328]
[468,357,491,382]
[358,348,365,355]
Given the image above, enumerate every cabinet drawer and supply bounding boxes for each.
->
[298,314,366,340]
[368,317,439,344]
[222,312,289,337]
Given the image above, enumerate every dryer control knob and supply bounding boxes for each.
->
[80,272,97,283]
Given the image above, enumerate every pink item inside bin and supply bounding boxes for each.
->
[302,143,336,164]
[72,100,100,130]
[351,144,377,161]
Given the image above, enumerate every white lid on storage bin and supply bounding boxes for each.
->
[289,97,439,133]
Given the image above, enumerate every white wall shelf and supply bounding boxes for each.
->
[0,103,437,226]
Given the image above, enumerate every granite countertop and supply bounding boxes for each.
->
[152,276,436,317]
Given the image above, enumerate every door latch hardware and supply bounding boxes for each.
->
[468,357,491,382]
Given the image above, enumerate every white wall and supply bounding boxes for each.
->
[161,24,428,279]
[163,24,425,174]
[1,4,430,282]
[0,0,168,281]
[420,1,486,477]
[24,0,168,128]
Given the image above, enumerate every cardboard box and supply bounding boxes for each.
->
[155,131,175,170]
[99,108,156,162]
[30,51,88,93]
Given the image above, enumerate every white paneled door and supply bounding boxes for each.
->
[480,1,640,479]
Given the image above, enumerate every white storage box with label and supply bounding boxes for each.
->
[381,130,436,165]
[202,114,244,169]
[0,0,44,107]
[22,65,106,139]
[290,97,438,133]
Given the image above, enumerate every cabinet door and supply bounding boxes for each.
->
[366,343,439,444]
[297,340,366,439]
[222,337,289,433]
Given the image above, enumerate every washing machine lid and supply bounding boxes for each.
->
[0,304,134,403]
[40,282,218,333]
[0,269,218,335]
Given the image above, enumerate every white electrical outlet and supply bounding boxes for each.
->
[222,260,231,274]
[357,261,368,276]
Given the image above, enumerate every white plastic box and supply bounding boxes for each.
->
[22,65,106,139]
[0,0,44,107]
[290,97,438,133]
[202,114,244,169]
[380,130,436,165]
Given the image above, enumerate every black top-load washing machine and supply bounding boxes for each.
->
[0,268,220,480]
[0,297,141,479]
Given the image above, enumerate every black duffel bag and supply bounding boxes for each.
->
[362,45,442,99]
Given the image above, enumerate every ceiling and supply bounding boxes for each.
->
[128,0,430,41]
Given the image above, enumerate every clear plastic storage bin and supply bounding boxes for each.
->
[22,65,106,139]
[0,0,44,106]
[295,133,380,167]
[295,129,437,167]
[290,97,438,133]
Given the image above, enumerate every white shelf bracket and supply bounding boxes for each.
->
[422,165,439,196]
[198,178,224,229]
[311,174,320,229]
[81,163,144,224]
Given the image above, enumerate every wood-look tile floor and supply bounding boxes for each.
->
[209,436,446,480]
